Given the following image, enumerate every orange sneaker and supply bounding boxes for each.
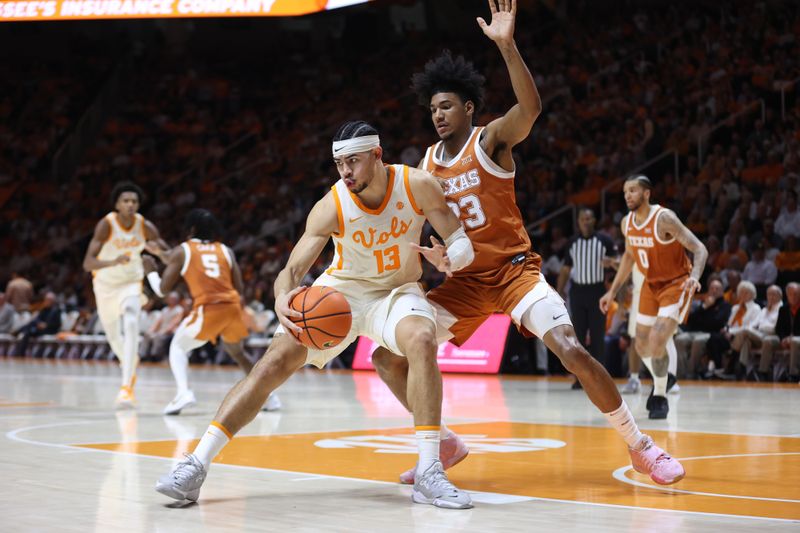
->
[629,435,685,485]
[115,386,136,409]
[399,430,469,484]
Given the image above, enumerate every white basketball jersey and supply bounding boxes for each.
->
[326,164,427,289]
[93,212,146,286]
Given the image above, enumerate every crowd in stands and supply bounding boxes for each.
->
[2,1,799,378]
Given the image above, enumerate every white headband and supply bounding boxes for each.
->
[332,135,380,157]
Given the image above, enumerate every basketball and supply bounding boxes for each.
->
[288,286,352,349]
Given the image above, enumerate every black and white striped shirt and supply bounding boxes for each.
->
[564,233,618,285]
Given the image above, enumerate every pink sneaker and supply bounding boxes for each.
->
[399,430,469,484]
[628,435,685,485]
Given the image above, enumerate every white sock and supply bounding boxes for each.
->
[653,369,668,396]
[194,422,231,470]
[604,401,645,449]
[415,426,440,474]
[640,355,655,378]
[169,341,190,395]
[666,337,678,375]
[440,422,450,440]
[120,298,140,389]
[628,374,640,383]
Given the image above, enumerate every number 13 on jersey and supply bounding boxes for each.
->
[374,244,400,274]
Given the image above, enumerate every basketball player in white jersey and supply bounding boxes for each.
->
[144,209,280,415]
[622,265,680,394]
[83,182,167,408]
[157,121,476,509]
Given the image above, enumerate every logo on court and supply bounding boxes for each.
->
[314,434,566,454]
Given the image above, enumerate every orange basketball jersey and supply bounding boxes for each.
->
[422,126,539,279]
[624,205,691,285]
[180,239,240,307]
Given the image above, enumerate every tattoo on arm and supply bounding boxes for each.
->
[658,210,708,280]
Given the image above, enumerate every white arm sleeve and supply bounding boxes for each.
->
[146,272,165,298]
[444,226,474,272]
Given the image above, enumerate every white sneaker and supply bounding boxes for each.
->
[262,392,282,411]
[412,460,473,509]
[621,377,641,394]
[163,390,196,415]
[670,383,681,394]
[156,453,206,501]
[115,386,136,409]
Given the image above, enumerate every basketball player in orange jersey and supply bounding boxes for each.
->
[600,175,708,418]
[370,0,685,487]
[144,209,280,415]
[157,121,477,509]
[83,181,168,408]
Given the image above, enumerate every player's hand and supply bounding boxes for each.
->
[477,0,516,46]
[113,254,131,265]
[142,255,157,274]
[599,291,613,314]
[682,277,701,299]
[410,236,452,277]
[275,286,305,341]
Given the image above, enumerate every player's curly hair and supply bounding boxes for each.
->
[111,181,145,206]
[185,208,222,242]
[411,50,486,111]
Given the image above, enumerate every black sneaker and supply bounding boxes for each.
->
[646,373,676,410]
[648,395,669,419]
[571,378,583,390]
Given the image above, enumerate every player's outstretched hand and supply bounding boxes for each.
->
[477,0,516,46]
[410,236,453,277]
[275,286,306,342]
[598,291,613,315]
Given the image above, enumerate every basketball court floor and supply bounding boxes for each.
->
[1,357,798,532]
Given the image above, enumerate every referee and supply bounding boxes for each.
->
[557,208,618,388]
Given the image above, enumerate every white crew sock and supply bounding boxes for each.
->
[653,369,668,396]
[415,426,440,475]
[603,401,646,449]
[169,341,190,395]
[193,422,231,470]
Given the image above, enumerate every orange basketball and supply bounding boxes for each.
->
[288,286,352,349]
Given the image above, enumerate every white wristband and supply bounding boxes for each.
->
[444,226,474,272]
[146,271,164,298]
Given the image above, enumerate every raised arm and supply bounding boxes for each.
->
[657,209,708,294]
[83,218,129,272]
[408,169,474,276]
[273,193,340,335]
[480,0,542,159]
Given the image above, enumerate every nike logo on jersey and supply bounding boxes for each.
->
[552,313,566,321]
[442,169,480,196]
[349,216,364,223]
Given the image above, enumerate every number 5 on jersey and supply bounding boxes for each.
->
[374,244,400,274]
[201,254,220,278]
